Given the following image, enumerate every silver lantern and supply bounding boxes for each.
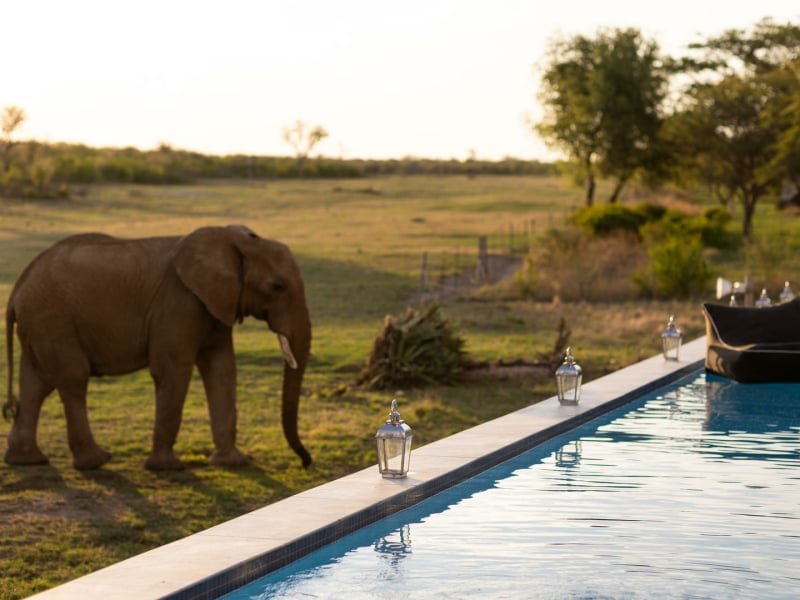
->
[376,399,413,478]
[661,314,682,361]
[555,347,582,405]
[780,281,795,303]
[755,288,772,308]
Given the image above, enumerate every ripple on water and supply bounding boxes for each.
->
[226,373,800,600]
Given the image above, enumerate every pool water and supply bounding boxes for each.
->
[224,372,800,599]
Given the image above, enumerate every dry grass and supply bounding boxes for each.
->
[518,228,649,302]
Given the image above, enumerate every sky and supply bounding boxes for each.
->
[3,0,799,162]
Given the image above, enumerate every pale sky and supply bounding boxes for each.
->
[3,0,798,161]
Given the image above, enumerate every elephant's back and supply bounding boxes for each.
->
[10,233,182,359]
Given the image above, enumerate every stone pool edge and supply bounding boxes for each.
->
[31,337,706,600]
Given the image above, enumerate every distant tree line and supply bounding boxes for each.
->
[0,137,558,199]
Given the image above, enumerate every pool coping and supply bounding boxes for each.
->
[31,337,707,600]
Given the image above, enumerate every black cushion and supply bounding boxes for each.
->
[703,299,800,383]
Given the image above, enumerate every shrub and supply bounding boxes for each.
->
[573,203,648,236]
[640,206,739,250]
[574,202,739,250]
[696,207,739,249]
[636,235,713,298]
[633,202,668,223]
[573,202,673,238]
[358,304,467,389]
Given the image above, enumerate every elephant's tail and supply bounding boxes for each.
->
[3,303,19,421]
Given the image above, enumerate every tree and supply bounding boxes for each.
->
[669,19,800,241]
[534,29,670,205]
[1,105,26,165]
[1,105,25,140]
[282,120,328,177]
[769,62,800,205]
[668,76,778,241]
[1,106,27,195]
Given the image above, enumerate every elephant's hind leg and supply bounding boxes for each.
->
[5,353,53,466]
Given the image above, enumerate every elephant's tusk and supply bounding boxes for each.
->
[278,334,299,369]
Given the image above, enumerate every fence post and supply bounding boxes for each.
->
[419,252,432,293]
[476,236,489,283]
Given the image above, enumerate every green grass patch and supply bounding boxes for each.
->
[1,175,798,598]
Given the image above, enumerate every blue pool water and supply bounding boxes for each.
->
[224,372,800,599]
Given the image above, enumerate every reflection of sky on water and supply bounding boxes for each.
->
[227,372,800,600]
[705,373,800,433]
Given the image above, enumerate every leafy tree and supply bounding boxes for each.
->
[1,105,26,165]
[282,120,328,177]
[1,105,25,140]
[683,18,800,76]
[534,28,670,205]
[1,106,27,196]
[666,75,778,241]
[669,19,800,241]
[764,60,800,205]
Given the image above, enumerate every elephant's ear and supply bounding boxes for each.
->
[173,228,243,327]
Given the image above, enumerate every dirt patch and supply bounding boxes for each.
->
[462,360,552,381]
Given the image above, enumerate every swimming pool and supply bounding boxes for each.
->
[223,371,800,599]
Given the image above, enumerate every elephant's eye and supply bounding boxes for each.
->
[270,281,286,293]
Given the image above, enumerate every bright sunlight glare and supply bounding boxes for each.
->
[2,0,798,160]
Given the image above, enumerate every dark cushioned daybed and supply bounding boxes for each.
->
[703,298,800,383]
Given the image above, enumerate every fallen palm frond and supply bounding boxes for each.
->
[358,304,467,389]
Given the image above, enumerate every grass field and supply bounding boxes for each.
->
[0,174,797,598]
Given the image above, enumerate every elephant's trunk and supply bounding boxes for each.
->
[279,326,312,468]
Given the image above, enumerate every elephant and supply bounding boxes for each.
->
[3,225,312,470]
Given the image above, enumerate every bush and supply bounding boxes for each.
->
[640,206,739,250]
[696,207,739,249]
[572,202,673,238]
[574,202,740,251]
[634,202,668,223]
[573,203,649,236]
[358,304,466,389]
[635,235,713,298]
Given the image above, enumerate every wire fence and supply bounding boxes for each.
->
[413,216,549,304]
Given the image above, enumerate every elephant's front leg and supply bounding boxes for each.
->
[145,362,193,470]
[197,336,250,467]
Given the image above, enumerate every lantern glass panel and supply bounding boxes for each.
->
[556,372,582,404]
[377,435,413,478]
